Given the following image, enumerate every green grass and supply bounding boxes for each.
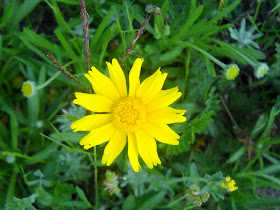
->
[1,0,280,209]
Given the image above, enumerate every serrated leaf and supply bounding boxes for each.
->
[167,130,194,155]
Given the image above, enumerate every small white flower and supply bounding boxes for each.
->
[22,81,37,98]
[254,63,269,79]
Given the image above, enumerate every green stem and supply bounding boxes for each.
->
[186,42,226,68]
[183,49,191,100]
[6,164,19,203]
[254,0,261,22]
[165,176,207,185]
[37,72,60,90]
[94,146,99,209]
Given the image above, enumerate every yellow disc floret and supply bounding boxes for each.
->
[22,80,37,98]
[112,97,146,132]
[224,64,240,80]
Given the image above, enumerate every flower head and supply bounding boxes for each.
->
[224,64,239,80]
[103,170,120,195]
[221,176,238,192]
[21,81,37,98]
[71,58,186,172]
[254,63,269,79]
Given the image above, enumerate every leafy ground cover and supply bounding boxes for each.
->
[1,0,280,209]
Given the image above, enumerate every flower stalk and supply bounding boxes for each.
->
[79,0,90,70]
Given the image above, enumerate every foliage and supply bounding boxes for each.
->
[1,0,280,209]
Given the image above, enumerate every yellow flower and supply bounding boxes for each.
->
[71,58,186,172]
[221,176,238,192]
[224,64,239,80]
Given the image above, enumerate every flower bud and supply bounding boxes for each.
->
[224,64,240,80]
[254,63,269,79]
[21,81,37,98]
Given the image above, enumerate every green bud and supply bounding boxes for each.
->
[145,5,154,13]
[224,64,240,80]
[190,184,200,195]
[201,192,210,203]
[163,25,170,36]
[192,196,202,207]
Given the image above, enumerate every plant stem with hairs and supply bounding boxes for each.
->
[79,0,90,70]
[120,6,155,65]
[44,51,88,90]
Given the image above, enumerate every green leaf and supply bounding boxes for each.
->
[189,111,214,134]
[18,34,52,64]
[226,146,246,164]
[76,186,92,208]
[204,54,216,77]
[189,162,199,177]
[55,30,77,58]
[251,113,267,139]
[161,1,169,20]
[209,0,241,24]
[51,132,86,143]
[138,191,167,210]
[23,28,57,52]
[160,47,183,61]
[241,48,266,60]
[11,111,18,150]
[90,6,116,50]
[246,197,280,208]
[8,0,41,31]
[99,24,117,66]
[24,143,59,165]
[260,164,280,174]
[122,194,136,210]
[167,88,219,155]
[172,5,203,41]
[167,130,194,155]
[238,146,271,174]
[45,0,74,36]
[259,106,276,140]
[0,3,15,30]
[0,35,2,60]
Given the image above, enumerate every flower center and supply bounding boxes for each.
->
[228,66,238,79]
[112,97,145,132]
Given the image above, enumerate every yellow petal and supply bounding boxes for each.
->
[80,123,116,149]
[142,122,180,145]
[145,87,182,112]
[73,92,113,112]
[135,129,161,168]
[129,58,144,97]
[102,129,127,166]
[85,66,120,101]
[127,132,141,172]
[106,59,127,97]
[147,107,186,124]
[71,114,112,132]
[136,69,168,104]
